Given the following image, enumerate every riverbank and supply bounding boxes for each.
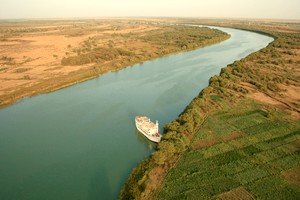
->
[120,19,300,199]
[1,21,272,200]
[0,19,229,108]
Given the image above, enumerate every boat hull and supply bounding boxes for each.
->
[135,124,161,143]
[135,116,161,143]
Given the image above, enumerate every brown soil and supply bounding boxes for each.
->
[221,132,242,142]
[281,166,300,188]
[0,19,164,107]
[247,88,300,118]
[216,187,255,200]
[192,137,220,149]
[242,75,300,118]
[247,92,282,106]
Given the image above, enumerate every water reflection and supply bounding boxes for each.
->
[135,129,157,150]
[89,165,112,200]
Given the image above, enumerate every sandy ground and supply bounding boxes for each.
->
[0,33,92,95]
[0,20,158,99]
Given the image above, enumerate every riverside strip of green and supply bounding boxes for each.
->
[120,20,300,199]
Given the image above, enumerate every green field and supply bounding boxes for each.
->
[155,100,300,199]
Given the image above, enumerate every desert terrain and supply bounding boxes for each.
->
[0,19,159,106]
[0,18,229,108]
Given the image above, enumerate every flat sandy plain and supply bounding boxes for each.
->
[0,19,161,106]
[0,18,230,108]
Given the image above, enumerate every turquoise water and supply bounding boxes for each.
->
[0,27,273,200]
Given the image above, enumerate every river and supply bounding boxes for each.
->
[0,26,273,200]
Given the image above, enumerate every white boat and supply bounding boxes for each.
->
[135,116,161,143]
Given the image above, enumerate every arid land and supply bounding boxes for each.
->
[0,18,229,108]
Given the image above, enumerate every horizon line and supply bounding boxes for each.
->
[0,16,300,22]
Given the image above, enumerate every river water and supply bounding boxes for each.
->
[0,26,273,200]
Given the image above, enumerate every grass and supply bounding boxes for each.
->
[154,99,300,199]
[247,176,300,200]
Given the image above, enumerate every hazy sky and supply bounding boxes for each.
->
[0,0,299,20]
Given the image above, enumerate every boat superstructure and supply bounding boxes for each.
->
[135,116,161,143]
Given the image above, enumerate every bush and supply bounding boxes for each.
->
[61,47,135,65]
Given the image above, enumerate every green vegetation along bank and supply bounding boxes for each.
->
[120,20,300,199]
[60,26,229,66]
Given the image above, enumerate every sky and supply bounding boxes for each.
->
[0,0,299,20]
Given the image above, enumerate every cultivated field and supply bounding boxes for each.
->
[156,99,300,199]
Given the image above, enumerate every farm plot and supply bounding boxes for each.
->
[155,100,300,199]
